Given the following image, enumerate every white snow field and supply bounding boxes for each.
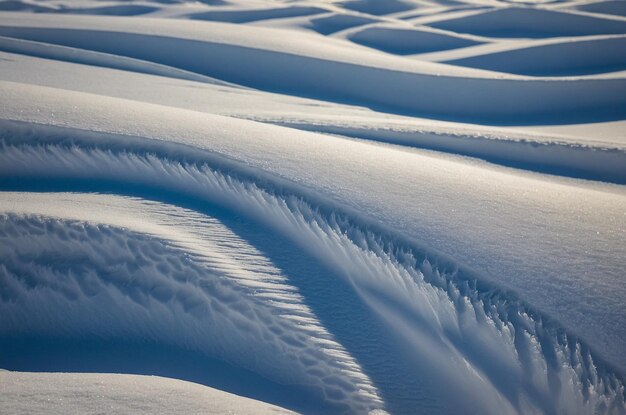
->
[0,1,624,415]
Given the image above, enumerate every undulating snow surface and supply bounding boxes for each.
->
[0,0,624,414]
[0,371,296,414]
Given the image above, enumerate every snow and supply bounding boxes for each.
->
[347,25,484,55]
[0,0,624,414]
[427,7,626,38]
[0,371,296,414]
[444,36,626,76]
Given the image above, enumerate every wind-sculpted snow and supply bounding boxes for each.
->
[0,125,624,414]
[1,1,625,413]
[0,197,382,414]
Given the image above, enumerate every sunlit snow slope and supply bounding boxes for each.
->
[0,0,624,414]
[0,371,296,415]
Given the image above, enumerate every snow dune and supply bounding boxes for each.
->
[1,13,625,124]
[0,0,625,414]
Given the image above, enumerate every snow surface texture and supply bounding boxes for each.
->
[0,0,625,414]
[0,371,295,414]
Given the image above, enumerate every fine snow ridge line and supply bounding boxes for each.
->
[0,121,624,414]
